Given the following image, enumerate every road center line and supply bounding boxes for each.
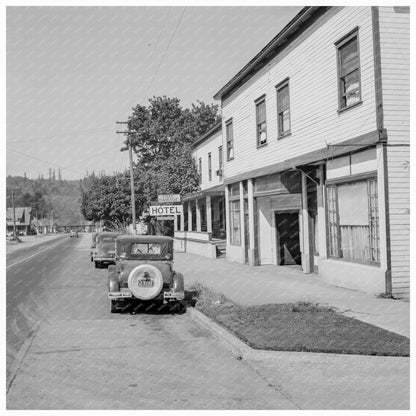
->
[6,238,68,271]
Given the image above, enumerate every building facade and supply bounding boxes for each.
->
[174,122,226,258]
[6,207,33,235]
[214,6,409,297]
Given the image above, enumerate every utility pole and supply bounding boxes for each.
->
[116,121,137,233]
[11,190,17,239]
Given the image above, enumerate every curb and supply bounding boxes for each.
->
[188,307,263,360]
[187,307,411,362]
[7,321,41,394]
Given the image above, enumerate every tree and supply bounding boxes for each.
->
[125,96,219,200]
[126,96,219,166]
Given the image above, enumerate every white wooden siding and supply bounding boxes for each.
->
[379,6,410,297]
[222,7,377,179]
[193,129,224,191]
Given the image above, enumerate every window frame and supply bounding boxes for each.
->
[335,28,362,111]
[218,145,223,179]
[225,119,234,161]
[255,95,267,147]
[198,158,202,184]
[229,199,241,246]
[208,152,212,181]
[325,174,380,265]
[276,78,291,138]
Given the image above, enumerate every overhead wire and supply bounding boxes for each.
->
[7,147,83,175]
[145,7,186,98]
[7,126,116,144]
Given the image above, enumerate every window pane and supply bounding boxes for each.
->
[344,70,359,92]
[226,122,233,159]
[337,180,373,263]
[340,225,370,262]
[257,100,266,123]
[278,86,289,111]
[338,182,368,226]
[230,200,241,245]
[340,38,358,75]
[282,109,290,132]
[227,143,234,159]
[327,185,338,257]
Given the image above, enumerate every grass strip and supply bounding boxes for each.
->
[185,282,409,357]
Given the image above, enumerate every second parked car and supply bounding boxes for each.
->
[93,232,123,268]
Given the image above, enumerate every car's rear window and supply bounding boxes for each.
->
[130,243,161,255]
[101,237,116,242]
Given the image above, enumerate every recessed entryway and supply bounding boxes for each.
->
[275,211,301,266]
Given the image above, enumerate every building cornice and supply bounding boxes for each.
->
[213,6,330,102]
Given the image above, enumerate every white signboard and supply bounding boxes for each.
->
[158,194,181,203]
[149,205,183,216]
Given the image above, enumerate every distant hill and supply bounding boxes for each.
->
[6,175,86,226]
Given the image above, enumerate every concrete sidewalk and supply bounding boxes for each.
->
[174,252,410,338]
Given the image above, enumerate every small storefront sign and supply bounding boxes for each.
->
[157,194,181,203]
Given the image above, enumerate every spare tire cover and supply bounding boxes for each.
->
[128,264,164,300]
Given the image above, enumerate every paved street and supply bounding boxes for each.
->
[6,234,297,410]
[6,233,410,410]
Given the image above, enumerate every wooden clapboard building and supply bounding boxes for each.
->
[213,6,410,297]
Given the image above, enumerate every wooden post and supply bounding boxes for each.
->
[196,198,201,232]
[247,179,257,265]
[301,172,312,273]
[206,195,212,233]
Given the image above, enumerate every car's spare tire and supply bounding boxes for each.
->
[128,264,164,300]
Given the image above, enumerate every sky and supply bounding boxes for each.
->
[5,4,303,180]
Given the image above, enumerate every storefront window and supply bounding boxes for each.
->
[230,200,241,246]
[327,178,379,263]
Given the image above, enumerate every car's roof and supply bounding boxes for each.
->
[97,232,123,238]
[116,235,173,243]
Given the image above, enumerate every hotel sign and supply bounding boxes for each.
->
[149,205,183,216]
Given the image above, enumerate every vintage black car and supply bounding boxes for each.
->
[93,232,123,268]
[108,235,184,313]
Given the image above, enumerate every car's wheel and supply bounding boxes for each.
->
[94,261,99,268]
[110,300,118,313]
[169,301,186,314]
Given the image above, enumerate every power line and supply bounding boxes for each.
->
[7,147,83,175]
[71,141,124,166]
[145,7,186,98]
[7,126,116,144]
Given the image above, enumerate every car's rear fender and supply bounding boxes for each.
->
[108,270,120,292]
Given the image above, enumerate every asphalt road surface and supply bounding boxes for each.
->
[6,234,298,410]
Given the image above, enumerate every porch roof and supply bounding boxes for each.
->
[182,184,225,201]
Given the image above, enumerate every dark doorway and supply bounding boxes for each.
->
[275,212,301,266]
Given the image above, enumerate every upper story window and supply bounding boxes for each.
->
[226,119,234,160]
[218,146,223,179]
[255,96,267,146]
[336,29,361,110]
[276,79,290,137]
[208,153,212,181]
[198,158,202,183]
